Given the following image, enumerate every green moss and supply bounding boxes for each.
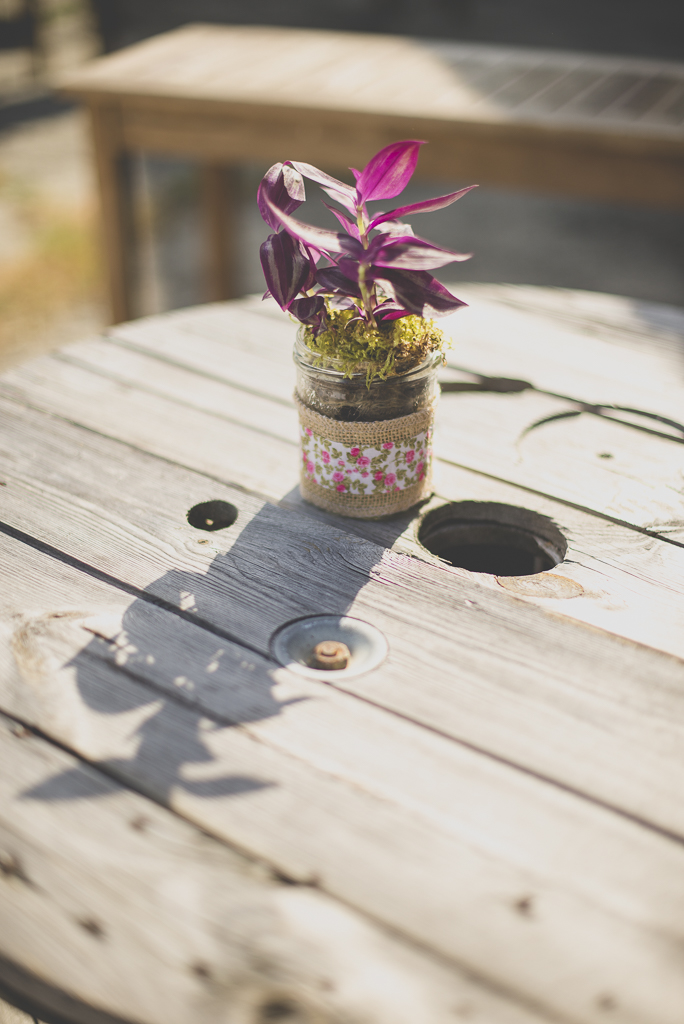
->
[301,307,449,384]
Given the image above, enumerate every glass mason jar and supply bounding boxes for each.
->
[293,327,441,519]
[293,328,440,422]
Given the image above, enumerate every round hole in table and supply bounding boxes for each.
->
[418,501,567,576]
[186,499,238,532]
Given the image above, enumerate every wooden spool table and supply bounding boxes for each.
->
[1,284,684,1024]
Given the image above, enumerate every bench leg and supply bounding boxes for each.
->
[88,103,136,324]
[201,163,240,302]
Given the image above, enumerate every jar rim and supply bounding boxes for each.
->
[293,329,442,381]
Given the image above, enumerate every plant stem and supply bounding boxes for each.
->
[357,264,377,328]
[356,203,377,327]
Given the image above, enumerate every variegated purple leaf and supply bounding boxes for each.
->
[370,268,467,317]
[372,218,415,238]
[376,309,412,322]
[368,185,477,230]
[373,300,412,322]
[334,258,363,282]
[355,140,425,202]
[316,265,361,296]
[288,294,326,326]
[328,295,358,311]
[266,200,363,258]
[322,201,361,240]
[259,231,311,310]
[372,234,472,271]
[257,163,306,231]
[288,161,357,214]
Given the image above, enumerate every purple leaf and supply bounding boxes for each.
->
[372,234,472,271]
[322,201,361,240]
[259,231,312,310]
[371,268,467,318]
[257,163,306,231]
[372,218,415,238]
[368,185,477,230]
[376,308,413,322]
[328,295,358,311]
[334,258,363,282]
[373,300,412,322]
[288,161,357,214]
[355,140,425,202]
[301,242,319,292]
[316,265,361,297]
[265,200,363,258]
[288,294,326,327]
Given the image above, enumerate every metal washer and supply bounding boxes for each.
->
[270,615,388,680]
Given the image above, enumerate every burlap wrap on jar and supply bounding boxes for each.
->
[295,393,437,518]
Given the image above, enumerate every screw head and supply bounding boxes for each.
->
[309,640,350,671]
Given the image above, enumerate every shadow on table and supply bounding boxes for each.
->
[20,494,409,808]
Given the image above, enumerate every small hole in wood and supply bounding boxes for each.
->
[418,502,566,577]
[257,998,303,1021]
[514,894,535,917]
[187,500,238,532]
[77,917,105,939]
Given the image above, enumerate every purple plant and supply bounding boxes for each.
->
[257,140,476,334]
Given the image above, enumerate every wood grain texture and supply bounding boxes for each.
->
[0,997,39,1024]
[87,104,134,324]
[2,396,684,848]
[4,296,684,663]
[0,711,535,1024]
[59,26,684,139]
[4,287,684,1024]
[4,532,684,1024]
[57,26,684,218]
[105,290,684,540]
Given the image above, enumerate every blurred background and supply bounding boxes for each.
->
[0,0,682,370]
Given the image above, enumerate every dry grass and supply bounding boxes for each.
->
[0,176,106,370]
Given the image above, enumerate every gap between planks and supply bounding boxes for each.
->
[3,342,684,663]
[3,531,684,1024]
[1,400,684,849]
[0,712,539,1024]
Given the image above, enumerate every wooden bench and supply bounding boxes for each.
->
[59,24,684,322]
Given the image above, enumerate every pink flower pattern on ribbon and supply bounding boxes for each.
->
[300,424,433,495]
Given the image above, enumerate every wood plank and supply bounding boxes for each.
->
[0,997,38,1024]
[0,351,298,500]
[36,304,684,616]
[3,397,684,847]
[4,533,684,1023]
[104,294,684,540]
[5,321,684,662]
[88,104,135,325]
[200,163,239,303]
[0,712,530,1024]
[59,26,684,140]
[3,360,684,668]
[58,27,684,212]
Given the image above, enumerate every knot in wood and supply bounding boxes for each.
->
[310,640,350,671]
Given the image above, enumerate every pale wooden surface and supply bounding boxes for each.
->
[1,285,684,1024]
[58,24,684,320]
